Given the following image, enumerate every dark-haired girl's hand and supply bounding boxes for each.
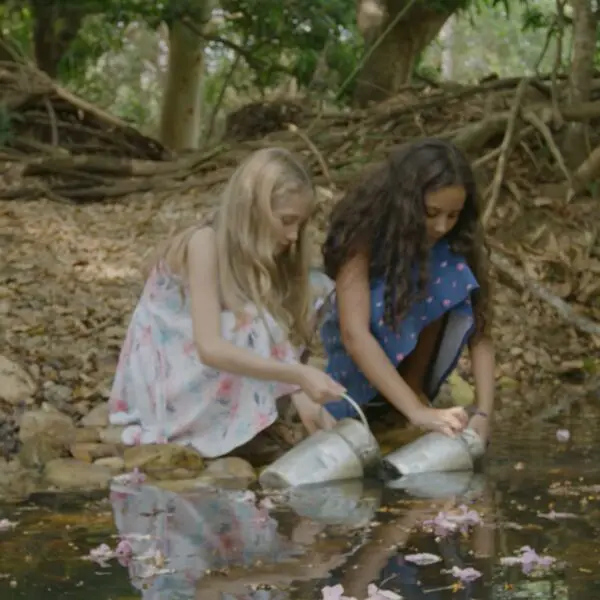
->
[410,406,468,437]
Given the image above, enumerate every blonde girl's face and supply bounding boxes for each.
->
[272,191,312,253]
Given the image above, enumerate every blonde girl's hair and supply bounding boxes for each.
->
[149,147,316,345]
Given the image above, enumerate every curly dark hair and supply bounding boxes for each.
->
[323,138,491,337]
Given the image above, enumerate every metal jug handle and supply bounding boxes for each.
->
[341,392,371,431]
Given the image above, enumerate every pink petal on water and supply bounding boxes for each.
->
[404,552,442,565]
[321,584,356,600]
[556,429,570,442]
[450,566,482,582]
[0,519,17,532]
[366,583,403,599]
[538,510,578,520]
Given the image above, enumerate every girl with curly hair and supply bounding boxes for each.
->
[319,138,495,443]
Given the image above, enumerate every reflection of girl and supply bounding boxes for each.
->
[110,483,298,600]
[329,486,495,600]
[109,483,349,600]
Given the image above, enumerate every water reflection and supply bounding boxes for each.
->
[2,420,599,599]
[315,472,493,600]
[109,479,382,599]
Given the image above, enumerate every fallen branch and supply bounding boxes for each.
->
[287,123,333,186]
[570,141,600,194]
[522,109,574,196]
[482,79,530,226]
[491,250,600,337]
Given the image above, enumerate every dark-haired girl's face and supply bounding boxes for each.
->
[424,184,466,244]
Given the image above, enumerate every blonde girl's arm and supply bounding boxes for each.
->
[187,228,303,386]
[335,252,425,422]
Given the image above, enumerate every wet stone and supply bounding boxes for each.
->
[19,435,70,469]
[94,456,125,473]
[44,458,113,491]
[70,442,120,463]
[80,403,109,428]
[99,425,125,445]
[74,427,101,443]
[123,443,205,479]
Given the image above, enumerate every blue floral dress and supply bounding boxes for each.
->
[321,240,479,419]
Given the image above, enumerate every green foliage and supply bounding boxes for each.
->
[217,0,358,94]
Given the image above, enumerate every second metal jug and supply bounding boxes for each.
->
[381,427,485,478]
[259,395,380,489]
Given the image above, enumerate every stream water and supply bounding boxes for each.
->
[0,418,598,600]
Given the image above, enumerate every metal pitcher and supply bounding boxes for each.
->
[286,479,382,527]
[386,472,486,501]
[381,427,485,479]
[259,394,380,490]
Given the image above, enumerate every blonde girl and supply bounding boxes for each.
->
[108,147,344,458]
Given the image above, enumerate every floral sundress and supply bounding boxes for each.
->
[109,266,334,458]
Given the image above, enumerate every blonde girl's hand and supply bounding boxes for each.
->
[410,405,468,438]
[296,364,345,405]
[292,393,337,435]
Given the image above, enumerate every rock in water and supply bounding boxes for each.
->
[123,443,205,479]
[44,458,113,491]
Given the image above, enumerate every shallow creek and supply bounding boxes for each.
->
[0,417,599,600]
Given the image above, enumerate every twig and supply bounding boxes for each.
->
[491,250,600,337]
[571,141,600,194]
[286,123,333,186]
[42,97,59,146]
[473,125,534,169]
[522,110,574,196]
[482,79,530,227]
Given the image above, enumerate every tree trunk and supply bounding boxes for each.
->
[159,18,207,151]
[562,0,598,169]
[30,0,86,78]
[354,0,461,106]
[439,15,456,80]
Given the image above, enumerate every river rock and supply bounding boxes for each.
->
[42,382,73,406]
[19,407,76,444]
[94,456,125,473]
[70,442,120,463]
[44,458,113,491]
[0,355,36,405]
[18,435,70,469]
[75,427,101,443]
[204,457,256,483]
[123,444,205,480]
[99,426,125,445]
[80,403,109,428]
[0,459,40,502]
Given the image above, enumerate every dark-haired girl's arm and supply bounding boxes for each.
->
[335,252,425,422]
[468,335,495,443]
